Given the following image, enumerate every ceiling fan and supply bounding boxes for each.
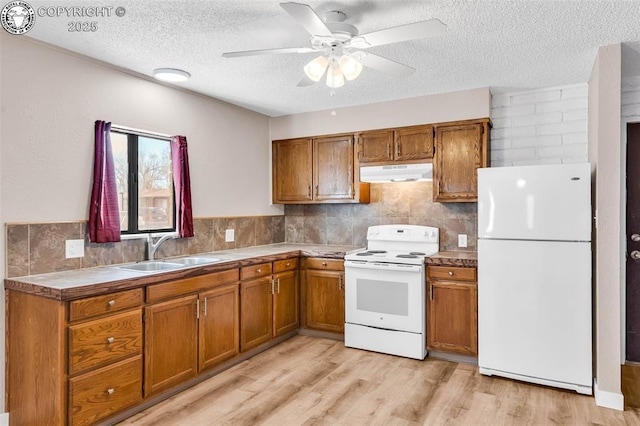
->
[222,2,446,88]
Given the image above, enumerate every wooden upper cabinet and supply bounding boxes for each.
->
[358,130,394,163]
[313,135,354,201]
[395,125,434,161]
[358,125,433,164]
[272,135,368,204]
[272,138,313,202]
[434,120,490,202]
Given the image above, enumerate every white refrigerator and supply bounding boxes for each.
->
[477,163,592,395]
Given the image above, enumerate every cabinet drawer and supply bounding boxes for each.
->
[69,309,142,375]
[428,266,476,282]
[273,258,298,273]
[304,258,344,271]
[69,355,142,426]
[241,262,272,280]
[146,269,239,302]
[69,288,143,322]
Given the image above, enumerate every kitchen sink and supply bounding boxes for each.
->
[115,261,185,272]
[169,257,222,266]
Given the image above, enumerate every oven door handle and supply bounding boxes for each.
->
[344,260,423,273]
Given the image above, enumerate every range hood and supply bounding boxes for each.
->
[360,163,433,183]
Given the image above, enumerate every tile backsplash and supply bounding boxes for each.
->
[5,184,477,278]
[284,182,477,251]
[5,216,284,278]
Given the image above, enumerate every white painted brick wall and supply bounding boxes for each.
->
[491,84,588,167]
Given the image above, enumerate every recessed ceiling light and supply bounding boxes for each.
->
[152,68,190,83]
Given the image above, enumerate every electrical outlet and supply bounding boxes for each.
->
[65,239,84,258]
[458,234,468,248]
[225,229,235,242]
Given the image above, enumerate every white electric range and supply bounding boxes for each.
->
[344,224,439,360]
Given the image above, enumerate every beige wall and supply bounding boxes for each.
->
[0,34,283,413]
[270,87,491,139]
[588,43,623,409]
[1,34,282,222]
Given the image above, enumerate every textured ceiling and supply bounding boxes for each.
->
[24,0,640,117]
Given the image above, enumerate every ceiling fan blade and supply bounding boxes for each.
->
[222,46,315,58]
[352,19,446,48]
[297,74,318,87]
[359,53,415,78]
[280,2,333,37]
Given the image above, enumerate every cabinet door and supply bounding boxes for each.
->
[427,280,477,355]
[272,138,313,202]
[395,125,434,161]
[199,283,239,372]
[313,135,354,201]
[240,277,274,352]
[434,123,485,202]
[304,269,345,333]
[357,130,394,163]
[273,270,299,337]
[144,295,198,396]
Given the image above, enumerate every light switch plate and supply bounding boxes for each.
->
[65,239,84,258]
[225,229,235,242]
[458,234,468,248]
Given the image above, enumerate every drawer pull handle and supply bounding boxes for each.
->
[257,268,262,273]
[107,337,115,344]
[107,388,115,395]
[322,262,327,266]
[448,271,454,276]
[286,262,290,267]
[107,300,116,306]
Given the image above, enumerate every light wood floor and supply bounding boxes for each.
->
[120,335,640,425]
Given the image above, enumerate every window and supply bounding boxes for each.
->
[111,129,175,234]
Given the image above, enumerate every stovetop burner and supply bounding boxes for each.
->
[396,254,419,259]
[409,251,426,256]
[356,250,388,256]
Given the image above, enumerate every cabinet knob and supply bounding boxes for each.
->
[107,300,116,306]
[448,271,454,276]
[322,262,327,266]
[286,262,290,267]
[257,268,262,273]
[107,388,115,395]
[107,337,115,344]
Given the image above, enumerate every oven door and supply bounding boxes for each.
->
[344,260,425,333]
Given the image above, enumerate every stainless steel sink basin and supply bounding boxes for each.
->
[116,261,185,272]
[170,257,222,266]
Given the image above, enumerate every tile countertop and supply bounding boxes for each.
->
[4,243,359,301]
[426,251,478,268]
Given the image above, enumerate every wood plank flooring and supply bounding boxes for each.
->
[119,335,640,425]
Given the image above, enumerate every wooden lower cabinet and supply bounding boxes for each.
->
[302,259,345,333]
[427,266,478,355]
[240,276,274,351]
[273,270,299,336]
[199,283,240,371]
[144,295,199,396]
[240,259,299,352]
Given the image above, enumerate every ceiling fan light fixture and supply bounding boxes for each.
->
[153,68,191,83]
[338,55,362,81]
[303,56,329,82]
[326,62,345,88]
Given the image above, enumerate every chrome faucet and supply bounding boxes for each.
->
[147,233,177,261]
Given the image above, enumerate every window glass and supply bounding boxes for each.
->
[111,130,175,234]
[138,137,173,231]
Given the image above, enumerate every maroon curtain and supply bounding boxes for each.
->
[171,135,194,238]
[89,121,121,243]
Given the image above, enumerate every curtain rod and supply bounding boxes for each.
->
[110,124,173,140]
